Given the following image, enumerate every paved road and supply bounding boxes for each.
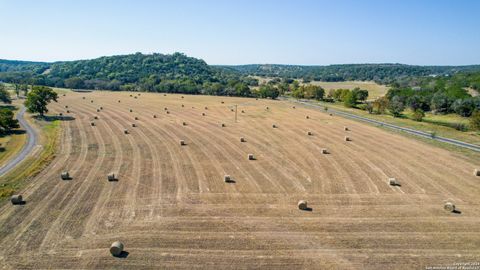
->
[0,105,38,176]
[287,98,480,152]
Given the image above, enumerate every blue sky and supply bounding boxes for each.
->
[1,0,479,65]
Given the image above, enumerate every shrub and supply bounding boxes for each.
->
[412,109,425,121]
[470,110,480,131]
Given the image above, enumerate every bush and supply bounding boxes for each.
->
[470,110,480,131]
[452,98,476,117]
[412,109,425,121]
[388,96,405,117]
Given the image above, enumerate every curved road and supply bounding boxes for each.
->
[288,98,480,152]
[0,105,38,176]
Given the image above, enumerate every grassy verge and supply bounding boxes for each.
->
[307,100,480,145]
[0,119,60,199]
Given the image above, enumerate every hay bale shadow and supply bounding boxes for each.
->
[225,179,236,184]
[13,201,26,205]
[301,207,313,212]
[452,209,462,214]
[115,251,129,258]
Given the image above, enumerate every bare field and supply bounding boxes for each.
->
[305,81,389,99]
[0,91,479,269]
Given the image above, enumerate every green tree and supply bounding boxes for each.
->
[25,86,58,116]
[343,91,357,108]
[470,110,480,131]
[0,84,12,104]
[412,109,425,121]
[430,92,452,114]
[352,88,369,102]
[388,96,405,117]
[373,97,389,114]
[0,108,19,134]
[452,98,475,117]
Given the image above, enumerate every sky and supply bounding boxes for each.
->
[1,0,479,65]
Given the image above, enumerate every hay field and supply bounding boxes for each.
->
[306,81,389,99]
[0,91,479,269]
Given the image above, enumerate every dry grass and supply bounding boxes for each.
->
[0,91,479,269]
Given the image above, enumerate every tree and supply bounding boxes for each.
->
[365,102,374,114]
[0,84,12,104]
[388,96,405,117]
[373,97,389,114]
[25,86,58,116]
[412,109,425,121]
[343,91,357,108]
[257,85,279,99]
[0,108,19,134]
[14,84,20,97]
[470,110,480,131]
[352,88,369,102]
[452,98,475,117]
[406,95,429,111]
[430,92,452,114]
[21,84,29,96]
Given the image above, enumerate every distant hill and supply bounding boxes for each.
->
[0,53,252,96]
[220,64,480,84]
[1,53,480,95]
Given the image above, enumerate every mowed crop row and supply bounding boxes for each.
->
[0,91,479,269]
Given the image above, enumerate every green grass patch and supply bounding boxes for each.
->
[0,119,60,200]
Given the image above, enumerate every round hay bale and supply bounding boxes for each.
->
[444,202,455,212]
[94,116,98,119]
[134,96,137,99]
[134,117,139,120]
[266,106,269,110]
[182,121,187,126]
[474,169,480,176]
[181,96,184,99]
[224,175,231,183]
[107,173,116,181]
[61,171,70,180]
[180,140,186,146]
[124,129,129,134]
[230,109,234,112]
[344,136,351,142]
[181,104,184,107]
[307,131,312,136]
[221,101,224,104]
[129,109,133,112]
[63,93,66,96]
[241,110,245,113]
[91,100,94,103]
[118,100,121,103]
[131,123,136,127]
[272,124,277,128]
[344,126,349,131]
[82,97,86,99]
[100,107,103,110]
[321,148,328,154]
[388,178,397,186]
[202,113,206,116]
[221,123,225,127]
[298,200,308,210]
[153,114,157,118]
[329,113,333,116]
[59,113,63,116]
[138,93,141,96]
[248,154,255,160]
[65,105,68,108]
[306,115,310,119]
[166,111,170,114]
[164,107,168,110]
[164,94,166,96]
[240,137,246,142]
[96,109,100,112]
[292,106,296,109]
[66,110,70,113]
[90,122,95,126]
[11,195,22,205]
[129,94,133,97]
[110,241,124,257]
[204,106,208,110]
